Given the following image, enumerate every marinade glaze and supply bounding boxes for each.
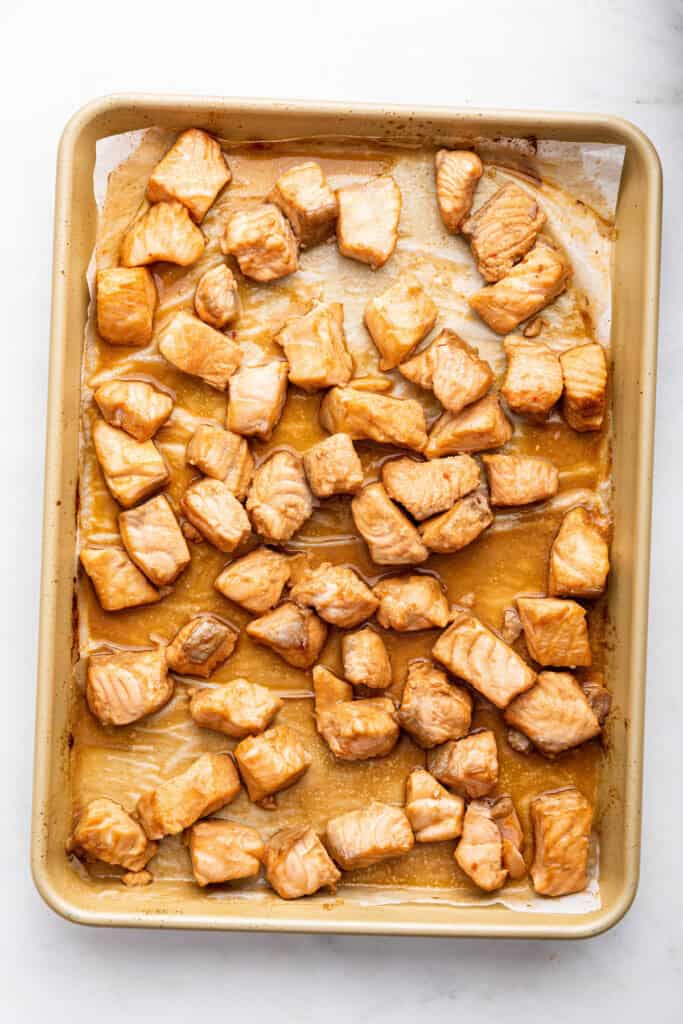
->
[73,134,610,895]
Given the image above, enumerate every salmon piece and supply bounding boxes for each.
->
[137,753,241,839]
[313,665,399,761]
[147,129,230,222]
[265,826,340,899]
[469,240,571,334]
[96,268,157,346]
[419,493,493,553]
[342,627,392,690]
[119,494,191,586]
[92,420,169,509]
[94,380,173,442]
[560,342,608,432]
[275,302,353,392]
[400,330,494,416]
[428,729,499,798]
[215,547,291,614]
[530,787,593,896]
[581,675,612,726]
[504,670,601,756]
[234,725,312,802]
[246,602,327,669]
[290,562,378,628]
[489,795,526,880]
[325,801,414,870]
[364,273,437,370]
[189,678,283,738]
[186,424,253,495]
[426,394,513,457]
[501,334,563,418]
[435,149,483,233]
[455,800,507,892]
[226,359,289,440]
[166,614,238,678]
[79,546,160,611]
[405,767,465,842]
[269,161,338,247]
[382,454,480,520]
[194,263,239,328]
[374,574,450,631]
[222,203,298,281]
[483,454,559,506]
[548,507,609,598]
[121,869,153,887]
[320,387,427,452]
[398,660,472,748]
[351,484,429,566]
[180,478,251,553]
[67,799,157,872]
[158,311,241,391]
[189,821,264,886]
[303,433,363,498]
[432,611,536,708]
[516,597,592,667]
[120,200,205,267]
[463,182,546,282]
[86,649,173,726]
[336,175,402,268]
[246,451,312,542]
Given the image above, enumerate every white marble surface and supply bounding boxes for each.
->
[3,0,681,1018]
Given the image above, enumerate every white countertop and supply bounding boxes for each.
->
[3,0,680,1018]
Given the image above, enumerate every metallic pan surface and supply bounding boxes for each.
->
[32,94,662,938]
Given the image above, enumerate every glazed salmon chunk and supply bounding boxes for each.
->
[246,603,327,668]
[137,753,241,839]
[462,181,546,282]
[86,648,173,726]
[119,494,191,586]
[342,627,392,690]
[186,424,253,494]
[158,311,241,391]
[269,161,338,247]
[490,795,527,879]
[455,800,507,892]
[215,547,291,614]
[469,240,571,334]
[181,478,251,553]
[92,420,169,508]
[428,729,499,798]
[419,493,493,554]
[435,149,483,232]
[67,799,157,872]
[351,484,429,566]
[400,330,494,416]
[289,563,378,628]
[313,665,399,761]
[80,546,160,611]
[336,175,402,268]
[275,302,353,391]
[364,273,437,370]
[265,826,341,899]
[246,451,313,542]
[234,725,312,802]
[303,433,363,497]
[516,596,592,668]
[189,678,283,737]
[226,359,289,440]
[320,387,427,452]
[96,268,157,346]
[426,394,513,458]
[194,263,240,328]
[398,660,472,748]
[432,611,536,708]
[147,129,230,222]
[405,767,465,842]
[166,614,238,677]
[120,200,205,267]
[325,802,414,870]
[530,787,593,896]
[374,574,450,631]
[189,821,264,886]
[94,379,173,442]
[548,507,610,597]
[504,671,601,756]
[483,454,559,506]
[222,203,298,281]
[560,342,608,432]
[382,455,480,521]
[501,334,563,418]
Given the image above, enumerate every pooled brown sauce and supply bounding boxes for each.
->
[73,137,610,900]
